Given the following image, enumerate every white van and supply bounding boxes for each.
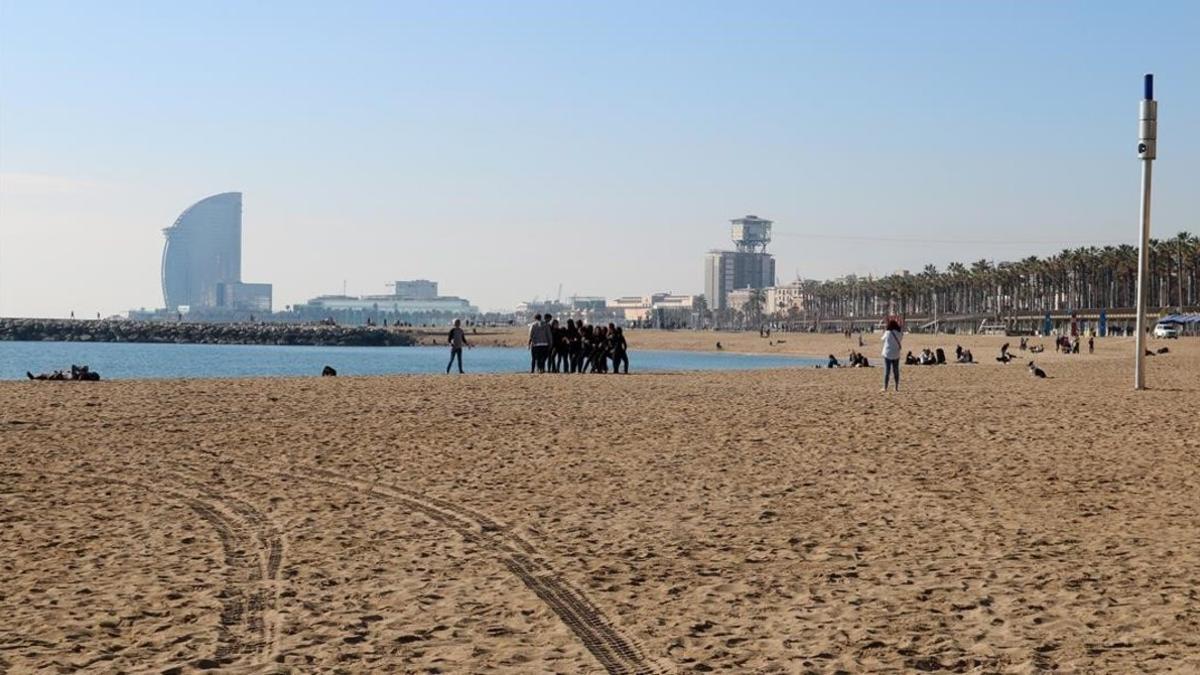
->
[1154,323,1180,339]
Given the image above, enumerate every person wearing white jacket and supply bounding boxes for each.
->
[881,319,903,391]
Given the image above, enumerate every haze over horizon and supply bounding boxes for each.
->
[2,1,1198,318]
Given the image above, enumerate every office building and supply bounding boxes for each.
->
[703,215,776,311]
[392,280,438,299]
[764,281,807,316]
[298,280,477,318]
[216,282,273,312]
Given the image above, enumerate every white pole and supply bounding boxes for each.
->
[1134,73,1157,390]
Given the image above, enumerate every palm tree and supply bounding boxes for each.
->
[741,288,766,326]
[1172,231,1195,310]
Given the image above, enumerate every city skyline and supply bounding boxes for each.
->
[2,1,1199,318]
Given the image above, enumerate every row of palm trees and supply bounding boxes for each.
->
[730,232,1199,325]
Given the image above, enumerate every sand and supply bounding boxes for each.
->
[2,332,1198,673]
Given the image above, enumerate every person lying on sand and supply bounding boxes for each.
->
[70,365,100,380]
[27,370,67,380]
[28,364,100,381]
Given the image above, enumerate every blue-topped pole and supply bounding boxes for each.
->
[1134,73,1157,389]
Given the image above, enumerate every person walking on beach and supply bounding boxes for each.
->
[446,319,471,374]
[881,319,903,391]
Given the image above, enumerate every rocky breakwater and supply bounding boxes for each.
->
[0,318,417,347]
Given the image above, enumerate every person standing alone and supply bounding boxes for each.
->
[881,319,903,392]
[446,319,471,373]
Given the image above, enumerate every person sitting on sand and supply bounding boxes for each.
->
[957,348,974,364]
[827,354,841,368]
[905,351,919,366]
[955,344,964,361]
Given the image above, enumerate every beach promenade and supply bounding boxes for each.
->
[2,332,1197,672]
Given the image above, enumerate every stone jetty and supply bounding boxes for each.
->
[0,318,417,347]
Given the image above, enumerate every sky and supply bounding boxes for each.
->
[1,1,1198,317]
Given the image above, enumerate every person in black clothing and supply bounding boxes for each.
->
[446,318,471,373]
[555,319,571,373]
[610,325,629,373]
[548,318,562,372]
[592,326,610,372]
[566,319,583,373]
[578,324,593,373]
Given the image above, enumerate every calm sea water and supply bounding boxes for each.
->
[0,341,820,380]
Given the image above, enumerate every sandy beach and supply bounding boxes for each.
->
[2,331,1198,673]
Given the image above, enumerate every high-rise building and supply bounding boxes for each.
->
[161,192,271,312]
[703,215,776,311]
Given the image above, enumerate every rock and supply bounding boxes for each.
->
[0,318,417,348]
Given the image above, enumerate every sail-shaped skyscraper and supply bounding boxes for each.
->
[161,192,271,312]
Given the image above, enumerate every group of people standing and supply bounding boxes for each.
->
[528,313,629,374]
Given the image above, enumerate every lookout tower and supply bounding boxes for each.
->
[730,215,772,253]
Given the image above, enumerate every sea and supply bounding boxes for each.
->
[0,341,821,380]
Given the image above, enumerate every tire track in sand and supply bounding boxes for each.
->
[288,466,666,675]
[11,469,282,667]
[161,470,286,659]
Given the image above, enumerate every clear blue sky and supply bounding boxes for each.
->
[2,1,1197,316]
